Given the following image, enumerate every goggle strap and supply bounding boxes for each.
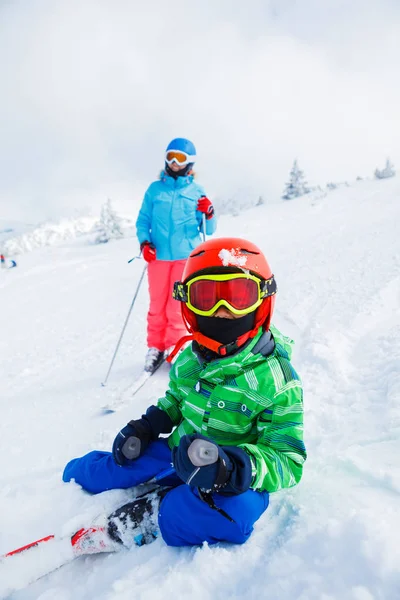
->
[261,276,277,298]
[173,281,188,302]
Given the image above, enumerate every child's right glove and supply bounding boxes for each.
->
[112,420,151,466]
[112,405,174,466]
[172,434,252,495]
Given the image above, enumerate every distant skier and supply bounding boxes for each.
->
[136,137,217,373]
[63,238,306,553]
[0,254,5,269]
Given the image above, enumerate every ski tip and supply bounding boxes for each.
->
[3,535,55,558]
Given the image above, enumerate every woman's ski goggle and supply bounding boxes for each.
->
[173,273,277,317]
[165,150,196,166]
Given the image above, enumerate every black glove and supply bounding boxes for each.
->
[112,420,151,466]
[172,434,253,495]
[112,405,174,466]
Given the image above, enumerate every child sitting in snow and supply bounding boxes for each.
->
[63,237,306,552]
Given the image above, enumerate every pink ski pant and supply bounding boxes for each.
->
[146,259,187,351]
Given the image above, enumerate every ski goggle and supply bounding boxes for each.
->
[173,273,277,316]
[165,150,196,166]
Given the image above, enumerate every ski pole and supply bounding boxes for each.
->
[101,263,148,386]
[127,254,141,264]
[202,213,206,242]
[188,438,235,522]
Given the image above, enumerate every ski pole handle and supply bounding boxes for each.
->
[128,440,218,487]
[121,436,142,461]
[188,438,219,466]
[122,437,219,470]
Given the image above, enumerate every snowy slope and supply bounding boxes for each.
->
[0,178,399,599]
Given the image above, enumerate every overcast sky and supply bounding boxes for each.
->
[0,0,399,221]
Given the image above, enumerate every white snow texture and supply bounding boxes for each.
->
[0,177,399,599]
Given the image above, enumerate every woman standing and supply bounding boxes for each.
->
[136,137,217,372]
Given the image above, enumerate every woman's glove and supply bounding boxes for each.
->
[172,434,252,495]
[140,241,157,263]
[196,196,214,219]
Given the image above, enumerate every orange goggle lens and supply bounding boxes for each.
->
[165,150,191,165]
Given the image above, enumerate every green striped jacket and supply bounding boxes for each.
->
[157,325,306,493]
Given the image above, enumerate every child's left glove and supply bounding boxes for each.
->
[172,434,252,495]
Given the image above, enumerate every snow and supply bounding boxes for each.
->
[1,177,400,599]
[218,248,248,268]
[1,212,136,257]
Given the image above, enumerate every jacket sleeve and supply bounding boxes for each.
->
[239,381,306,492]
[136,187,154,246]
[155,366,183,426]
[202,211,217,236]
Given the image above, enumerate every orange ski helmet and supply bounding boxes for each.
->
[174,237,277,353]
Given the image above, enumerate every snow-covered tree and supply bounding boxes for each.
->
[282,160,310,200]
[374,158,395,180]
[4,216,98,255]
[95,199,124,244]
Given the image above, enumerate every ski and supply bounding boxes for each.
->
[0,525,119,596]
[99,356,168,415]
[0,470,174,596]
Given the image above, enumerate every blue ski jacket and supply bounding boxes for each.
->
[136,171,217,261]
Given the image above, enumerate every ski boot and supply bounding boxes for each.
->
[107,487,169,547]
[144,348,165,373]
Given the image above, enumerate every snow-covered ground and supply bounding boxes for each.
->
[1,178,399,599]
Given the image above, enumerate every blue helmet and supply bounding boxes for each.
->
[166,138,196,161]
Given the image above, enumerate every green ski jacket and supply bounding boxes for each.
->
[157,325,306,493]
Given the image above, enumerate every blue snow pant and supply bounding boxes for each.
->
[63,439,269,547]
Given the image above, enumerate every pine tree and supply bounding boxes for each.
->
[95,199,124,244]
[374,158,395,180]
[282,160,310,200]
